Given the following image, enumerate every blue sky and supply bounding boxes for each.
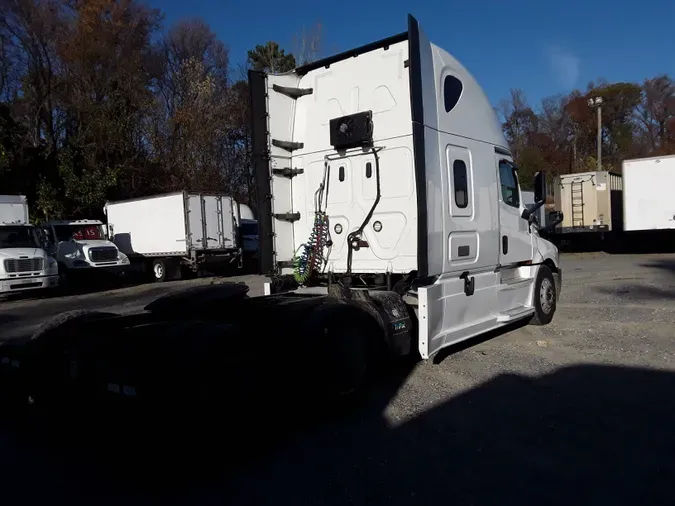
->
[150,0,674,109]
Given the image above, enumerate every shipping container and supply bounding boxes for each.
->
[553,171,623,233]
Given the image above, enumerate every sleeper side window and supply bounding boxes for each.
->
[446,145,473,218]
[444,75,463,113]
[498,160,520,208]
[452,160,468,208]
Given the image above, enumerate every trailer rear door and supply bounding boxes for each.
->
[187,194,205,250]
[202,195,236,249]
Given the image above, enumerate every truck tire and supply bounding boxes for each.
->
[151,258,168,282]
[529,265,557,326]
[151,258,182,282]
[306,305,381,410]
[25,310,117,412]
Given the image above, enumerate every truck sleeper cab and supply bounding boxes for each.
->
[252,14,562,359]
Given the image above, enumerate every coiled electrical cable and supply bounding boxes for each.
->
[293,160,331,284]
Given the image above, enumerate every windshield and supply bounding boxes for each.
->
[54,224,105,242]
[241,222,258,236]
[0,226,40,249]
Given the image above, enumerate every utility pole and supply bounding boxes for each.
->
[587,96,603,171]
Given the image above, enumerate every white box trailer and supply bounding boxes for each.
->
[104,191,241,282]
[622,155,675,232]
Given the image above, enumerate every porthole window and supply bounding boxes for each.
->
[444,75,463,113]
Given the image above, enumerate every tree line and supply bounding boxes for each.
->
[1,0,673,220]
[498,77,675,189]
[0,0,316,220]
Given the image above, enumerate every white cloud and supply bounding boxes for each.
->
[547,46,580,89]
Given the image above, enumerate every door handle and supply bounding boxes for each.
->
[502,236,508,254]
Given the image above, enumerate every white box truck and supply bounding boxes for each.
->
[0,195,59,295]
[104,191,242,282]
[622,155,675,232]
[2,15,563,417]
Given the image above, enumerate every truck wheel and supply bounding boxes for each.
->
[151,259,168,282]
[151,258,182,282]
[530,265,557,326]
[313,311,380,408]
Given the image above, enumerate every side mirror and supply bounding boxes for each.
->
[548,211,563,223]
[538,210,564,236]
[534,171,547,203]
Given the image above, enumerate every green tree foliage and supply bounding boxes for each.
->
[247,41,296,73]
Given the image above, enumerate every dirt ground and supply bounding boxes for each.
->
[0,251,674,505]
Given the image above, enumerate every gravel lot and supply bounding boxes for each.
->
[1,252,674,505]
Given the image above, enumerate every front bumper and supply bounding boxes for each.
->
[0,274,59,293]
[69,263,127,273]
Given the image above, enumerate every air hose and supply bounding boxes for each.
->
[293,160,332,284]
[293,211,330,284]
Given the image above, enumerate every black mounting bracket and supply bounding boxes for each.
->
[272,84,314,99]
[272,167,305,178]
[273,212,301,223]
[272,139,304,152]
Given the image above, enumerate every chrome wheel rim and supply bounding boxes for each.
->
[153,263,163,278]
[540,278,555,314]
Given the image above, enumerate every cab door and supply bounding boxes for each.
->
[497,157,532,265]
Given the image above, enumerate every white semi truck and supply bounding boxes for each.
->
[0,195,59,295]
[40,219,129,285]
[0,15,563,416]
[104,191,242,282]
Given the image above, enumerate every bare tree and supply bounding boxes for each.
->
[635,75,675,154]
[292,21,323,65]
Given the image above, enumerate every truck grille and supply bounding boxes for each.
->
[4,258,44,273]
[89,247,118,263]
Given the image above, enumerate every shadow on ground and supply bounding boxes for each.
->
[0,314,18,325]
[594,256,675,301]
[1,360,674,506]
[557,231,675,255]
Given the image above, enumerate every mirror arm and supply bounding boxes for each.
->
[529,200,545,212]
[538,216,564,235]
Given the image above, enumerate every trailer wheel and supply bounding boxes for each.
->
[151,258,182,282]
[530,265,557,326]
[151,259,168,282]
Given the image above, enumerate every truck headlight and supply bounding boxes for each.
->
[118,252,130,265]
[47,257,58,272]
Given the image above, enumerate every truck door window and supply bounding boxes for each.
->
[499,160,520,208]
[452,160,468,208]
